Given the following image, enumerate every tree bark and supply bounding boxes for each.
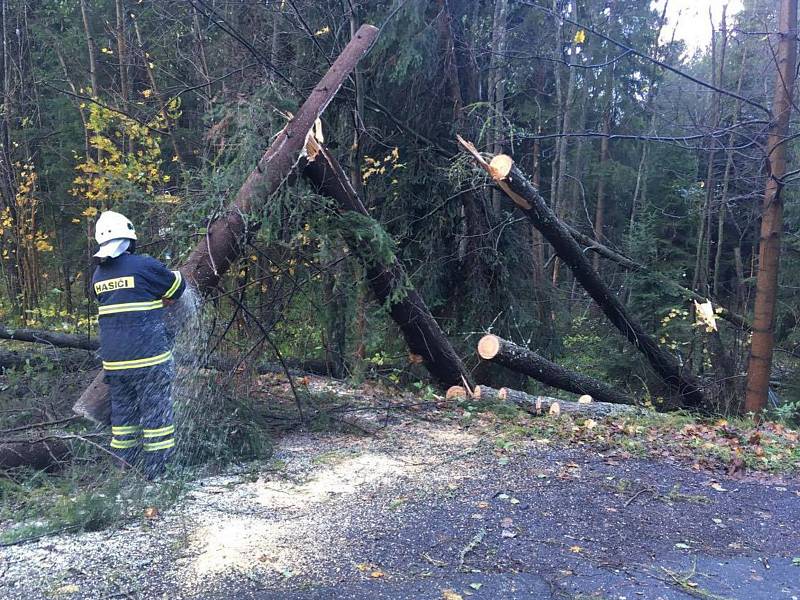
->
[301,139,470,388]
[460,139,704,407]
[115,0,129,108]
[73,24,379,424]
[477,334,633,405]
[745,0,798,413]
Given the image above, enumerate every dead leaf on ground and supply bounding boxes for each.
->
[442,590,463,600]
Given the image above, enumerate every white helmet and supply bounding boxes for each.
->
[94,210,137,245]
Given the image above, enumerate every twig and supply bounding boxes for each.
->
[0,416,79,435]
[0,525,81,548]
[624,487,656,507]
[458,527,486,572]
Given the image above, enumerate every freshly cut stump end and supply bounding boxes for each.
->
[489,154,514,180]
[477,335,501,360]
[446,386,467,400]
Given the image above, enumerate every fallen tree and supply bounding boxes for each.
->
[0,326,99,351]
[301,138,470,387]
[477,335,633,405]
[559,230,750,331]
[459,138,704,407]
[72,24,380,425]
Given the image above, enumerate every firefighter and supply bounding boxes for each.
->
[91,211,186,479]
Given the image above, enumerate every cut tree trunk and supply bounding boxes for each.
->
[460,140,704,407]
[301,138,470,387]
[477,334,633,405]
[73,24,379,425]
[496,386,647,418]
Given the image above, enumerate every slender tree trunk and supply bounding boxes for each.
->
[489,0,509,216]
[551,0,577,286]
[745,0,798,413]
[79,0,98,96]
[132,17,186,168]
[692,12,725,296]
[713,40,747,298]
[115,0,129,107]
[593,62,612,273]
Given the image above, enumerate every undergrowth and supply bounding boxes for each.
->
[459,399,800,476]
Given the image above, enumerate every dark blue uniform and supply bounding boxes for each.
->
[92,253,185,478]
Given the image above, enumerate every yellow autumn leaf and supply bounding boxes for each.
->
[314,25,331,36]
[82,206,98,217]
[141,89,153,98]
[574,29,586,44]
[569,545,583,553]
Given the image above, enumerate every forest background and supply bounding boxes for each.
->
[1,0,799,420]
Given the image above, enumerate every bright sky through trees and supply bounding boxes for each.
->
[655,0,745,53]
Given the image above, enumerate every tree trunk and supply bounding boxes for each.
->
[488,0,509,216]
[745,0,798,413]
[0,326,98,350]
[78,0,98,96]
[484,385,646,417]
[115,0,129,108]
[476,335,633,405]
[593,64,612,273]
[301,139,470,388]
[459,139,704,406]
[713,39,747,298]
[72,24,379,424]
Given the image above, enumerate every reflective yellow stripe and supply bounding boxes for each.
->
[163,271,182,299]
[98,300,163,316]
[111,438,139,449]
[143,438,175,452]
[103,350,173,371]
[142,425,175,438]
[111,425,141,435]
